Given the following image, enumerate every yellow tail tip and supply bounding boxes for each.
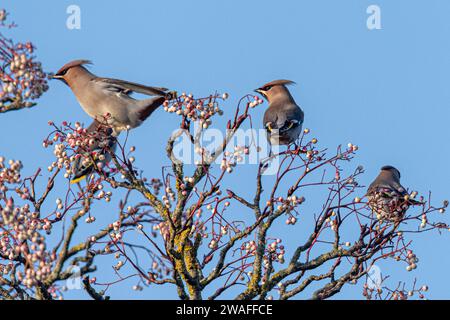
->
[70,175,87,184]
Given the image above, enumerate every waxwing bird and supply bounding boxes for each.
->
[255,80,304,146]
[70,120,117,184]
[367,165,421,222]
[53,59,173,134]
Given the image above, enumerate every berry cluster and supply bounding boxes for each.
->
[367,189,414,222]
[44,121,116,181]
[0,157,55,289]
[0,10,49,113]
[163,92,228,128]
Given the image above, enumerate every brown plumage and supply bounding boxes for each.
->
[255,79,304,146]
[259,79,296,89]
[53,59,173,183]
[53,59,172,133]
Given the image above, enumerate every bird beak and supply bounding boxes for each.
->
[51,74,68,85]
[254,88,267,100]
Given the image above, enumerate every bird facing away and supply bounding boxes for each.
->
[367,165,421,222]
[53,59,172,134]
[70,120,117,184]
[255,80,304,146]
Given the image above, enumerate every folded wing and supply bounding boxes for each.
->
[92,77,168,97]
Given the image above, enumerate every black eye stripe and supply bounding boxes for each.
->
[56,70,67,77]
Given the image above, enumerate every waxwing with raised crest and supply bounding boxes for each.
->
[255,79,304,146]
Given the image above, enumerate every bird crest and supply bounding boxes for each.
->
[55,59,92,76]
[259,79,296,90]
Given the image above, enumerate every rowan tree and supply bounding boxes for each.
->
[0,9,49,114]
[0,9,448,301]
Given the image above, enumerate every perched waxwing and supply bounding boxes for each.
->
[255,80,304,146]
[53,59,173,134]
[367,165,421,222]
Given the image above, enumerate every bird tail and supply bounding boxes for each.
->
[70,174,89,184]
[70,156,95,184]
[70,120,117,184]
[407,198,424,206]
[136,96,169,122]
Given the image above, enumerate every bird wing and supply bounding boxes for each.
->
[92,77,168,97]
[367,178,407,197]
[264,102,304,131]
[263,107,278,131]
[390,181,407,195]
[280,105,304,132]
[367,179,424,206]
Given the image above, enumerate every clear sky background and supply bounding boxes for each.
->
[1,0,449,299]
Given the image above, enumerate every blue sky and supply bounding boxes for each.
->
[1,0,449,299]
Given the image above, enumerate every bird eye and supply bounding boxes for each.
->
[56,69,68,77]
[263,86,272,91]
